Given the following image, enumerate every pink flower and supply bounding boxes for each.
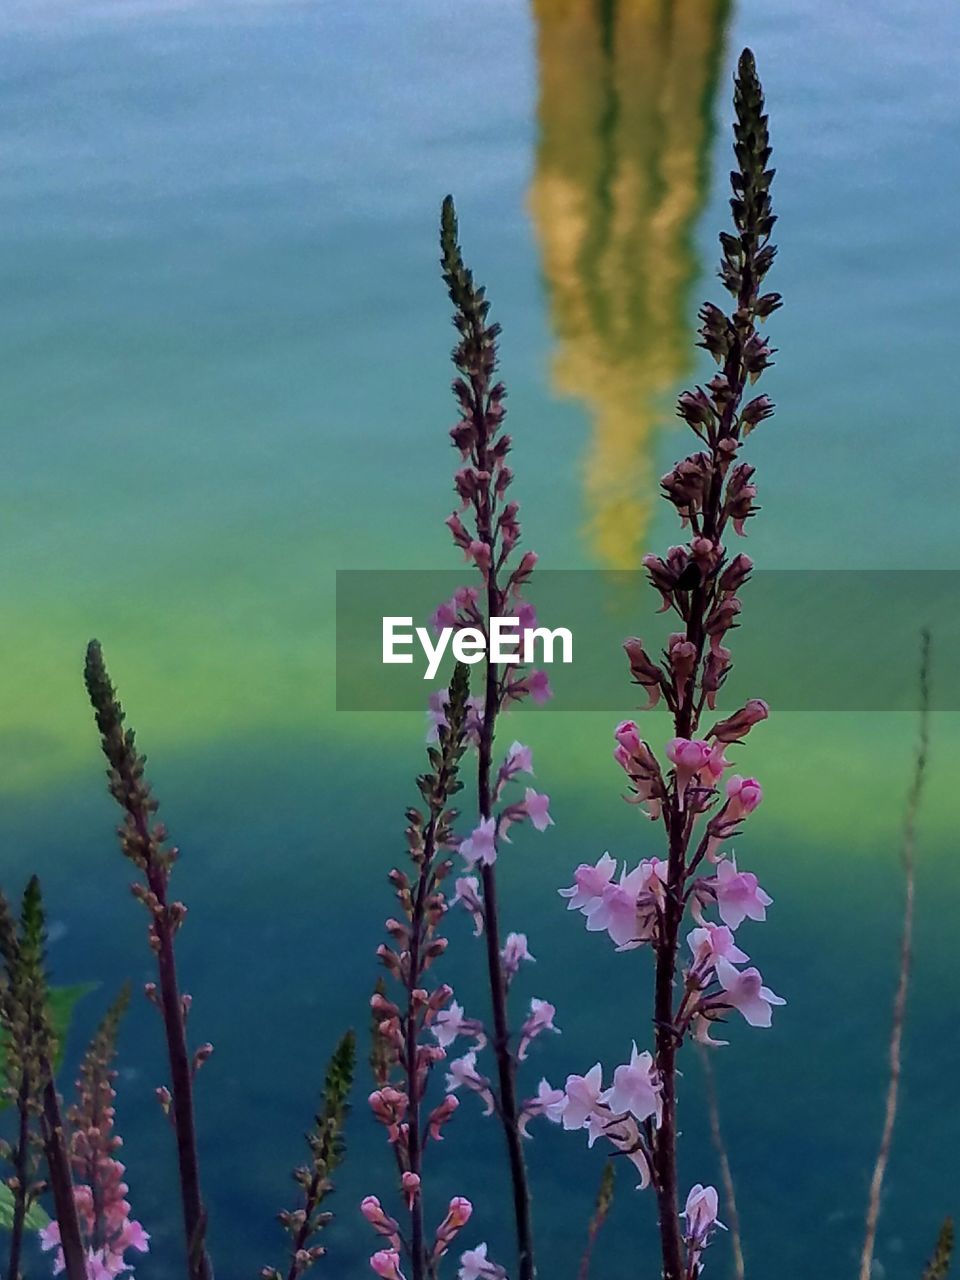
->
[709,698,769,744]
[432,1000,486,1051]
[614,720,642,754]
[519,1078,567,1136]
[371,1248,406,1279]
[562,1063,605,1130]
[666,737,714,803]
[39,1221,61,1256]
[458,1242,506,1280]
[518,997,559,1060]
[361,1196,400,1242]
[683,1183,724,1246]
[401,1172,421,1209]
[602,1043,662,1125]
[494,741,534,800]
[434,1197,473,1258]
[459,818,497,869]
[614,725,665,819]
[501,932,536,978]
[427,1094,459,1141]
[712,857,772,930]
[523,788,553,832]
[585,860,665,950]
[467,540,491,571]
[526,669,552,704]
[450,875,484,936]
[115,1220,150,1254]
[506,741,534,774]
[715,958,785,1027]
[431,586,480,632]
[445,1052,495,1116]
[559,853,617,912]
[725,774,763,821]
[687,923,749,975]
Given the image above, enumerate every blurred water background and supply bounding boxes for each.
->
[0,1,958,1276]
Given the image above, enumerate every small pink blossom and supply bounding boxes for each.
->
[505,741,534,775]
[518,997,559,1060]
[466,540,491,571]
[432,1000,486,1050]
[518,1078,566,1136]
[361,1196,400,1242]
[370,1247,406,1280]
[559,853,617,912]
[614,720,643,754]
[602,1043,662,1125]
[526,669,552,704]
[501,931,536,978]
[494,741,534,800]
[712,857,772,930]
[434,1196,473,1259]
[715,957,785,1027]
[39,1221,61,1254]
[562,1063,605,1130]
[683,1183,724,1247]
[523,788,554,832]
[666,737,714,797]
[449,876,484,936]
[445,1051,495,1116]
[427,1094,459,1141]
[687,924,749,976]
[401,1172,421,1209]
[585,860,666,950]
[725,774,763,821]
[431,585,480,632]
[459,818,497,869]
[458,1242,507,1280]
[614,724,664,819]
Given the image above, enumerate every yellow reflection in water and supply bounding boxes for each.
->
[528,0,730,567]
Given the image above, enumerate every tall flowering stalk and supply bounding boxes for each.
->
[263,1029,355,1280]
[558,50,782,1280]
[84,641,213,1280]
[42,987,152,1278]
[366,664,478,1280]
[437,198,558,1280]
[0,878,87,1280]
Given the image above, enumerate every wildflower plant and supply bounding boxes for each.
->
[435,198,562,1280]
[0,879,88,1280]
[555,48,782,1280]
[0,37,950,1280]
[264,1029,356,1280]
[84,640,213,1280]
[365,663,480,1280]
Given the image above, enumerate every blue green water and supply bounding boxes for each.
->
[1,1,958,1277]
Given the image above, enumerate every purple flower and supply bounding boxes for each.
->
[715,958,785,1027]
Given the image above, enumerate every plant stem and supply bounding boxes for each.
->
[478,557,535,1280]
[652,808,685,1280]
[699,1046,745,1280]
[84,641,212,1280]
[7,1069,32,1280]
[148,865,211,1280]
[41,1075,87,1280]
[859,631,931,1280]
[403,826,434,1280]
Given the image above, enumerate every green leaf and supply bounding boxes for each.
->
[0,982,97,1106]
[0,1181,51,1231]
[46,983,98,1066]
